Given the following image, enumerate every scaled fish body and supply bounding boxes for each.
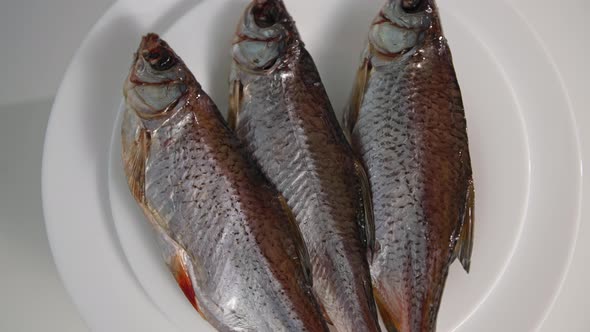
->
[229,1,380,332]
[344,1,474,331]
[122,34,328,332]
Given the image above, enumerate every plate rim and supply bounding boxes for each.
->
[42,0,586,331]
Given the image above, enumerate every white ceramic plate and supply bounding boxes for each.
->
[43,0,583,331]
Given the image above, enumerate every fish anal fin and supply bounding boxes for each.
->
[354,159,376,261]
[454,179,475,273]
[228,79,244,130]
[142,205,207,319]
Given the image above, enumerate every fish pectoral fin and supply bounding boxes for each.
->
[171,249,202,314]
[343,52,372,135]
[313,291,334,326]
[228,79,244,130]
[121,109,150,203]
[278,195,313,286]
[373,289,401,332]
[140,203,208,318]
[453,179,475,273]
[354,159,376,261]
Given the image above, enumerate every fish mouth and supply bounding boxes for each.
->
[139,34,179,72]
[400,0,428,14]
[251,0,287,28]
[374,0,432,31]
[126,33,185,88]
[138,33,176,60]
[140,33,161,54]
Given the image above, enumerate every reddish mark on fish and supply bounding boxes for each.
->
[172,255,200,313]
[163,137,174,148]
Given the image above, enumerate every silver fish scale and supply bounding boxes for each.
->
[353,46,470,330]
[143,108,314,332]
[355,63,431,300]
[235,56,376,330]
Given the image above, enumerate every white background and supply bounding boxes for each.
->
[0,0,587,331]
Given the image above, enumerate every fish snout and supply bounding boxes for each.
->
[139,33,160,54]
[138,34,179,73]
[400,0,429,13]
[124,34,189,119]
[237,0,294,39]
[387,0,430,12]
[251,0,288,28]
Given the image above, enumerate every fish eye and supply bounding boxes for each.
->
[252,2,280,28]
[143,48,177,71]
[153,54,176,71]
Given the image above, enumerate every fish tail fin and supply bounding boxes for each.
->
[453,179,475,273]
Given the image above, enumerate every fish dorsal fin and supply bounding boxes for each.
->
[453,179,475,273]
[278,195,313,287]
[228,79,244,130]
[354,159,376,261]
[343,52,373,136]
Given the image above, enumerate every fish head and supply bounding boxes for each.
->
[368,0,434,57]
[232,0,299,74]
[124,33,191,119]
